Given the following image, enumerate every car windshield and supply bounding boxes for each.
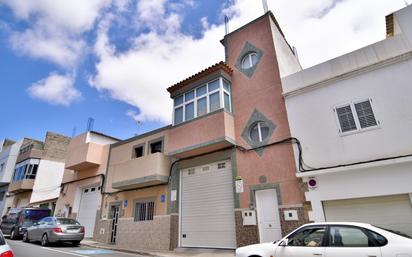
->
[374,226,412,239]
[56,218,80,225]
[23,209,51,221]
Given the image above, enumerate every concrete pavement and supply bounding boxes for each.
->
[7,239,236,257]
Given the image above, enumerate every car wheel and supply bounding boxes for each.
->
[22,231,29,242]
[41,234,49,247]
[10,228,16,240]
[72,241,81,246]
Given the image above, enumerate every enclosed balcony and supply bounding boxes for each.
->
[168,109,236,158]
[65,142,103,170]
[8,179,34,193]
[111,152,170,189]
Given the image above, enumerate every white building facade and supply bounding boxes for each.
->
[282,5,412,236]
[0,139,23,215]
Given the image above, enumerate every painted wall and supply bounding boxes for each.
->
[301,160,412,222]
[30,160,65,204]
[284,56,412,168]
[0,139,23,183]
[224,14,304,209]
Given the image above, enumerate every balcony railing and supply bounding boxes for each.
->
[111,152,170,189]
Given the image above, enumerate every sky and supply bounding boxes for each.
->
[0,0,408,142]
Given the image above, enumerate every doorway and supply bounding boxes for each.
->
[110,205,120,244]
[255,189,282,243]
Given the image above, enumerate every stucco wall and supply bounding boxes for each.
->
[30,160,65,204]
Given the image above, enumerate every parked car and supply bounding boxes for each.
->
[23,217,84,246]
[0,230,13,257]
[0,208,51,239]
[236,222,412,257]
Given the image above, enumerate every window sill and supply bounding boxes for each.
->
[339,124,381,137]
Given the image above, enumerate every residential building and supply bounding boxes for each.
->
[95,10,308,251]
[6,132,70,213]
[55,131,118,238]
[282,5,412,236]
[0,139,23,215]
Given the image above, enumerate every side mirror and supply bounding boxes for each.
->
[279,239,289,247]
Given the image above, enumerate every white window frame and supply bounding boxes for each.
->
[334,98,380,136]
[173,77,232,125]
[251,121,269,142]
[241,52,257,69]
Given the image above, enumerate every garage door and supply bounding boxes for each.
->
[180,160,236,249]
[77,186,101,237]
[323,194,412,236]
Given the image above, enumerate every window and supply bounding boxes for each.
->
[288,226,326,247]
[335,99,378,134]
[250,121,270,142]
[25,164,38,179]
[173,77,232,125]
[329,226,371,247]
[241,52,258,69]
[134,201,155,221]
[133,146,144,158]
[150,141,162,154]
[0,192,5,202]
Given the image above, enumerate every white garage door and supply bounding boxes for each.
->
[323,194,412,236]
[77,186,101,237]
[180,160,236,249]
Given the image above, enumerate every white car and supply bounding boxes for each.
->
[0,231,14,257]
[236,222,412,257]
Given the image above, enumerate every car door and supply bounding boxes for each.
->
[33,218,47,240]
[276,226,327,257]
[324,226,382,257]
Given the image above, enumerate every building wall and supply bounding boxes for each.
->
[42,132,71,162]
[301,160,412,222]
[284,55,412,169]
[223,14,306,244]
[30,160,65,204]
[0,139,23,184]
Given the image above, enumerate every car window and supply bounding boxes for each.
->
[0,232,5,246]
[23,209,51,221]
[374,226,412,240]
[56,218,80,225]
[288,227,326,247]
[329,226,372,247]
[366,229,387,246]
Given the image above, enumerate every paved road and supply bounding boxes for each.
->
[7,239,146,257]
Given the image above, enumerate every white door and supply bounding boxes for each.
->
[256,189,282,243]
[325,226,382,257]
[180,160,236,249]
[323,194,412,236]
[77,186,101,237]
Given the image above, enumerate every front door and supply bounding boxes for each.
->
[110,206,119,244]
[255,189,282,243]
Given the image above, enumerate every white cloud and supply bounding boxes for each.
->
[1,0,111,68]
[10,27,85,68]
[89,0,406,124]
[28,73,81,106]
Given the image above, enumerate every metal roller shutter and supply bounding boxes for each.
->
[77,186,101,237]
[323,194,412,236]
[180,160,236,249]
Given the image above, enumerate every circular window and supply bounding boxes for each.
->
[250,121,269,142]
[241,52,258,69]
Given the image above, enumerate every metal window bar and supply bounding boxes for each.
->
[354,100,377,129]
[336,105,357,132]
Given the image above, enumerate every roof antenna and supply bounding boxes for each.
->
[262,0,269,13]
[86,117,94,132]
[224,15,229,35]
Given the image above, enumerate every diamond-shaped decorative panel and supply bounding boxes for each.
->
[235,42,263,78]
[241,109,277,155]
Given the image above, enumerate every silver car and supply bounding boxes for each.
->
[23,217,84,246]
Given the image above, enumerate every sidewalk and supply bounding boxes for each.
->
[81,240,235,257]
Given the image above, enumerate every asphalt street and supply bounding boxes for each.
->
[7,239,147,257]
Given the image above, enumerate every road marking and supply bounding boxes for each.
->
[40,247,90,257]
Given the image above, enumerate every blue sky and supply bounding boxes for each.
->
[0,0,406,142]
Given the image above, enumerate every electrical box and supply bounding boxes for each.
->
[242,210,257,226]
[284,210,298,221]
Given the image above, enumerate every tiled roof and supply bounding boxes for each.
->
[167,61,233,93]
